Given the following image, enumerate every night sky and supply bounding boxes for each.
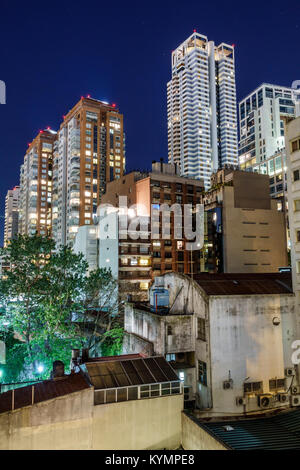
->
[0,0,299,244]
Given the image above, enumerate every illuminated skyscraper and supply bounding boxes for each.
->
[3,185,19,246]
[52,97,125,246]
[167,32,238,188]
[19,129,56,237]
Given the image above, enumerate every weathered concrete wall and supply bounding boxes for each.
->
[0,388,183,450]
[92,394,183,450]
[124,303,195,355]
[123,331,154,356]
[0,388,94,450]
[181,412,227,450]
[207,294,299,415]
[223,185,288,273]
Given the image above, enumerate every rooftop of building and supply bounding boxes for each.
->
[84,355,179,390]
[0,372,90,415]
[118,161,205,187]
[0,354,179,414]
[192,272,293,296]
[240,82,298,104]
[188,408,300,450]
[129,301,194,316]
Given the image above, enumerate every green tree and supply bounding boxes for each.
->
[0,234,123,382]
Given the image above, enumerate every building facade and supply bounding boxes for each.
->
[102,161,206,282]
[239,83,300,172]
[201,168,288,273]
[124,272,299,417]
[3,186,19,246]
[0,354,183,450]
[19,129,56,237]
[285,116,300,297]
[167,32,238,188]
[52,97,125,247]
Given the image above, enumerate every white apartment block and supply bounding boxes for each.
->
[167,32,238,189]
[239,83,300,172]
[3,186,19,246]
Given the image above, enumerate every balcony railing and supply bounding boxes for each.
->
[94,380,183,405]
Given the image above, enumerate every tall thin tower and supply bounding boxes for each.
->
[167,32,238,188]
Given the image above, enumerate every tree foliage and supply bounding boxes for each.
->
[0,234,123,382]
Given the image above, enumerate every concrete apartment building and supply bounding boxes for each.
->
[0,354,183,450]
[51,97,125,247]
[19,129,56,237]
[286,116,300,298]
[201,167,288,273]
[124,271,300,417]
[73,208,151,299]
[101,161,205,281]
[3,185,19,246]
[239,83,300,172]
[167,32,238,188]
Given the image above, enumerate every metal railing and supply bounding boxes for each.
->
[94,380,183,406]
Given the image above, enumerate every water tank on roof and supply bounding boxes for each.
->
[150,288,169,310]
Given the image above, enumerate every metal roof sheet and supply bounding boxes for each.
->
[192,272,293,296]
[193,408,300,450]
[0,372,90,415]
[85,356,179,390]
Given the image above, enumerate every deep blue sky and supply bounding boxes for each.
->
[0,0,299,244]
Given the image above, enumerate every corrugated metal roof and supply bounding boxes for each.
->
[0,372,90,415]
[85,356,179,390]
[194,408,300,450]
[192,272,292,296]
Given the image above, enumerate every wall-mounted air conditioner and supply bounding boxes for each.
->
[257,394,274,408]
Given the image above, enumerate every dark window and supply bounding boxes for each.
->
[269,378,285,391]
[294,169,300,182]
[296,230,300,242]
[244,381,263,394]
[197,318,206,341]
[198,360,207,386]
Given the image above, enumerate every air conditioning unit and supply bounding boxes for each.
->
[223,379,233,390]
[291,395,300,407]
[257,394,273,408]
[277,393,289,403]
[285,367,295,377]
[291,386,300,395]
[184,386,194,402]
[236,396,246,406]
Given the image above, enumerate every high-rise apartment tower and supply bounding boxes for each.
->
[3,185,20,246]
[167,32,238,188]
[19,129,56,237]
[52,97,125,246]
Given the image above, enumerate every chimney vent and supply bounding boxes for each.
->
[52,360,65,379]
[81,348,89,363]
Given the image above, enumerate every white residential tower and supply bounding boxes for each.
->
[167,31,238,188]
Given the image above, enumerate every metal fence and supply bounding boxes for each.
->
[94,380,183,405]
